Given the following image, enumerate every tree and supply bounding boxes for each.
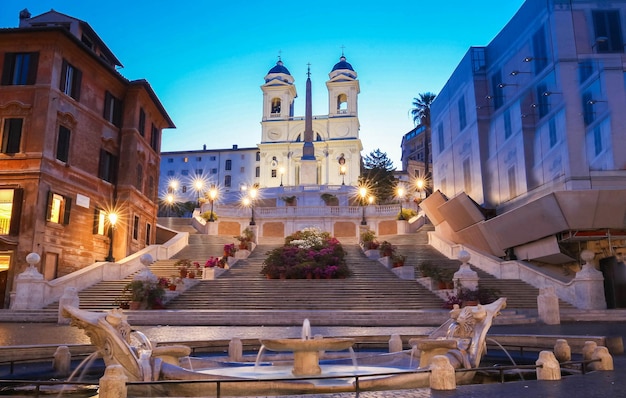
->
[410,92,436,196]
[360,149,396,203]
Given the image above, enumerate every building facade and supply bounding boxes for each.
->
[425,0,626,307]
[0,10,174,307]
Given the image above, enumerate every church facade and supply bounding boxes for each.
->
[257,56,362,188]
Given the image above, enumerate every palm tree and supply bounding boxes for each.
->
[410,92,436,196]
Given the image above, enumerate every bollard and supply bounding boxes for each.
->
[554,339,571,363]
[389,334,403,353]
[583,341,598,361]
[99,364,128,398]
[52,346,72,377]
[229,337,243,362]
[536,351,561,380]
[429,355,456,390]
[590,346,614,371]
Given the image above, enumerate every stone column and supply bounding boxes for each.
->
[453,251,478,291]
[554,339,571,363]
[229,337,243,361]
[537,286,560,325]
[573,250,607,309]
[389,334,403,353]
[536,351,561,380]
[11,253,46,310]
[99,364,128,398]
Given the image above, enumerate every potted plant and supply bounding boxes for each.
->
[123,279,166,310]
[224,243,237,257]
[359,230,379,250]
[200,211,218,221]
[391,253,407,267]
[281,195,297,206]
[378,241,395,258]
[320,193,339,206]
[174,259,193,278]
[235,227,255,249]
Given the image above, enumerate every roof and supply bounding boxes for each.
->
[267,60,291,75]
[331,55,354,72]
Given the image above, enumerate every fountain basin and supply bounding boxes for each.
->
[260,338,355,375]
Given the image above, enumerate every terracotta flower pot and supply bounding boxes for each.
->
[169,284,177,291]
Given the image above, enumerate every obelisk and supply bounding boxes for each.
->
[300,64,317,185]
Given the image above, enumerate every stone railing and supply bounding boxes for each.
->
[428,231,606,310]
[10,225,189,310]
[216,205,399,218]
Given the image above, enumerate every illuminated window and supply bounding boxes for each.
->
[93,208,106,235]
[0,189,17,235]
[46,192,71,225]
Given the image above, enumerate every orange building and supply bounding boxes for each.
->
[0,10,174,307]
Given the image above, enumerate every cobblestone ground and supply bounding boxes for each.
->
[252,390,432,398]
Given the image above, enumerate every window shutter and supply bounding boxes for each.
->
[63,196,72,225]
[9,188,23,235]
[26,52,38,85]
[59,60,68,91]
[103,92,111,120]
[73,68,82,101]
[1,53,15,85]
[93,208,99,234]
[45,191,53,221]
[113,98,123,127]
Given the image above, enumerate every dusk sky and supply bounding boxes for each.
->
[1,1,525,167]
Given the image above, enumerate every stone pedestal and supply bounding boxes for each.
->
[389,334,402,353]
[537,286,560,325]
[99,364,128,398]
[229,337,243,361]
[206,220,218,236]
[536,351,561,380]
[396,220,408,235]
[453,251,478,291]
[573,250,607,309]
[300,159,317,185]
[429,355,456,390]
[58,287,80,324]
[11,253,46,310]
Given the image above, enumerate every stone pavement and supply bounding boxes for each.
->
[1,321,626,397]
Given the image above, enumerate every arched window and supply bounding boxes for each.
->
[337,94,348,113]
[271,98,281,114]
[316,133,322,141]
[295,134,301,142]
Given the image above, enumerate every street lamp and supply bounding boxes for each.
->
[340,165,346,185]
[396,186,406,220]
[359,186,368,225]
[105,211,118,262]
[166,193,174,217]
[208,186,218,222]
[194,179,204,208]
[248,186,258,225]
[279,166,285,187]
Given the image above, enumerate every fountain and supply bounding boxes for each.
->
[61,297,508,396]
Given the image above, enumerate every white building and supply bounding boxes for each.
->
[422,0,626,308]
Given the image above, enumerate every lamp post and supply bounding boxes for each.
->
[397,186,406,220]
[340,165,346,185]
[359,186,368,225]
[194,179,204,208]
[208,186,218,222]
[279,166,285,187]
[166,194,174,217]
[249,186,258,225]
[105,211,118,262]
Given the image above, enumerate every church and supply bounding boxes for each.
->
[159,55,364,203]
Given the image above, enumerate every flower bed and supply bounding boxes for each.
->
[261,228,351,279]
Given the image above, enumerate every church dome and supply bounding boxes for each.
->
[268,60,291,75]
[331,55,354,72]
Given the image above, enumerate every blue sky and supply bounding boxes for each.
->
[1,1,524,167]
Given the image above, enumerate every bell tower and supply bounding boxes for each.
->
[260,58,297,143]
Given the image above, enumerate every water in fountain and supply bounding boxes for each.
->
[487,338,525,381]
[54,351,100,397]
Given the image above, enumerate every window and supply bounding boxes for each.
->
[508,166,517,198]
[536,83,549,118]
[196,157,202,162]
[211,168,217,174]
[133,215,139,240]
[592,10,623,53]
[271,98,281,114]
[437,123,444,153]
[167,170,174,176]
[150,124,159,151]
[271,169,277,178]
[594,125,603,156]
[256,166,260,177]
[241,154,245,160]
[59,60,81,100]
[103,91,122,127]
[182,186,187,193]
[240,166,245,173]
[0,188,22,235]
[56,125,71,163]
[504,109,512,139]
[98,149,118,183]
[1,118,23,154]
[46,191,71,225]
[210,156,217,161]
[145,223,152,245]
[491,69,503,109]
[225,159,232,171]
[183,157,188,163]
[136,164,143,191]
[167,158,173,163]
[196,169,203,174]
[549,118,557,148]
[471,47,486,73]
[337,94,348,113]
[458,95,466,130]
[93,208,106,235]
[1,52,38,85]
[256,152,260,161]
[532,26,548,73]
[181,169,189,176]
[462,158,472,193]
[579,60,594,83]
[138,108,145,137]
[224,175,231,187]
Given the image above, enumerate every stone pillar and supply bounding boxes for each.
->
[52,346,72,377]
[396,220,408,235]
[58,287,80,324]
[590,346,614,371]
[429,355,456,390]
[453,251,478,291]
[554,339,571,363]
[536,351,561,380]
[389,334,403,353]
[207,221,218,236]
[99,364,128,398]
[537,286,560,325]
[573,250,607,309]
[583,341,598,361]
[11,253,46,310]
[229,337,243,361]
